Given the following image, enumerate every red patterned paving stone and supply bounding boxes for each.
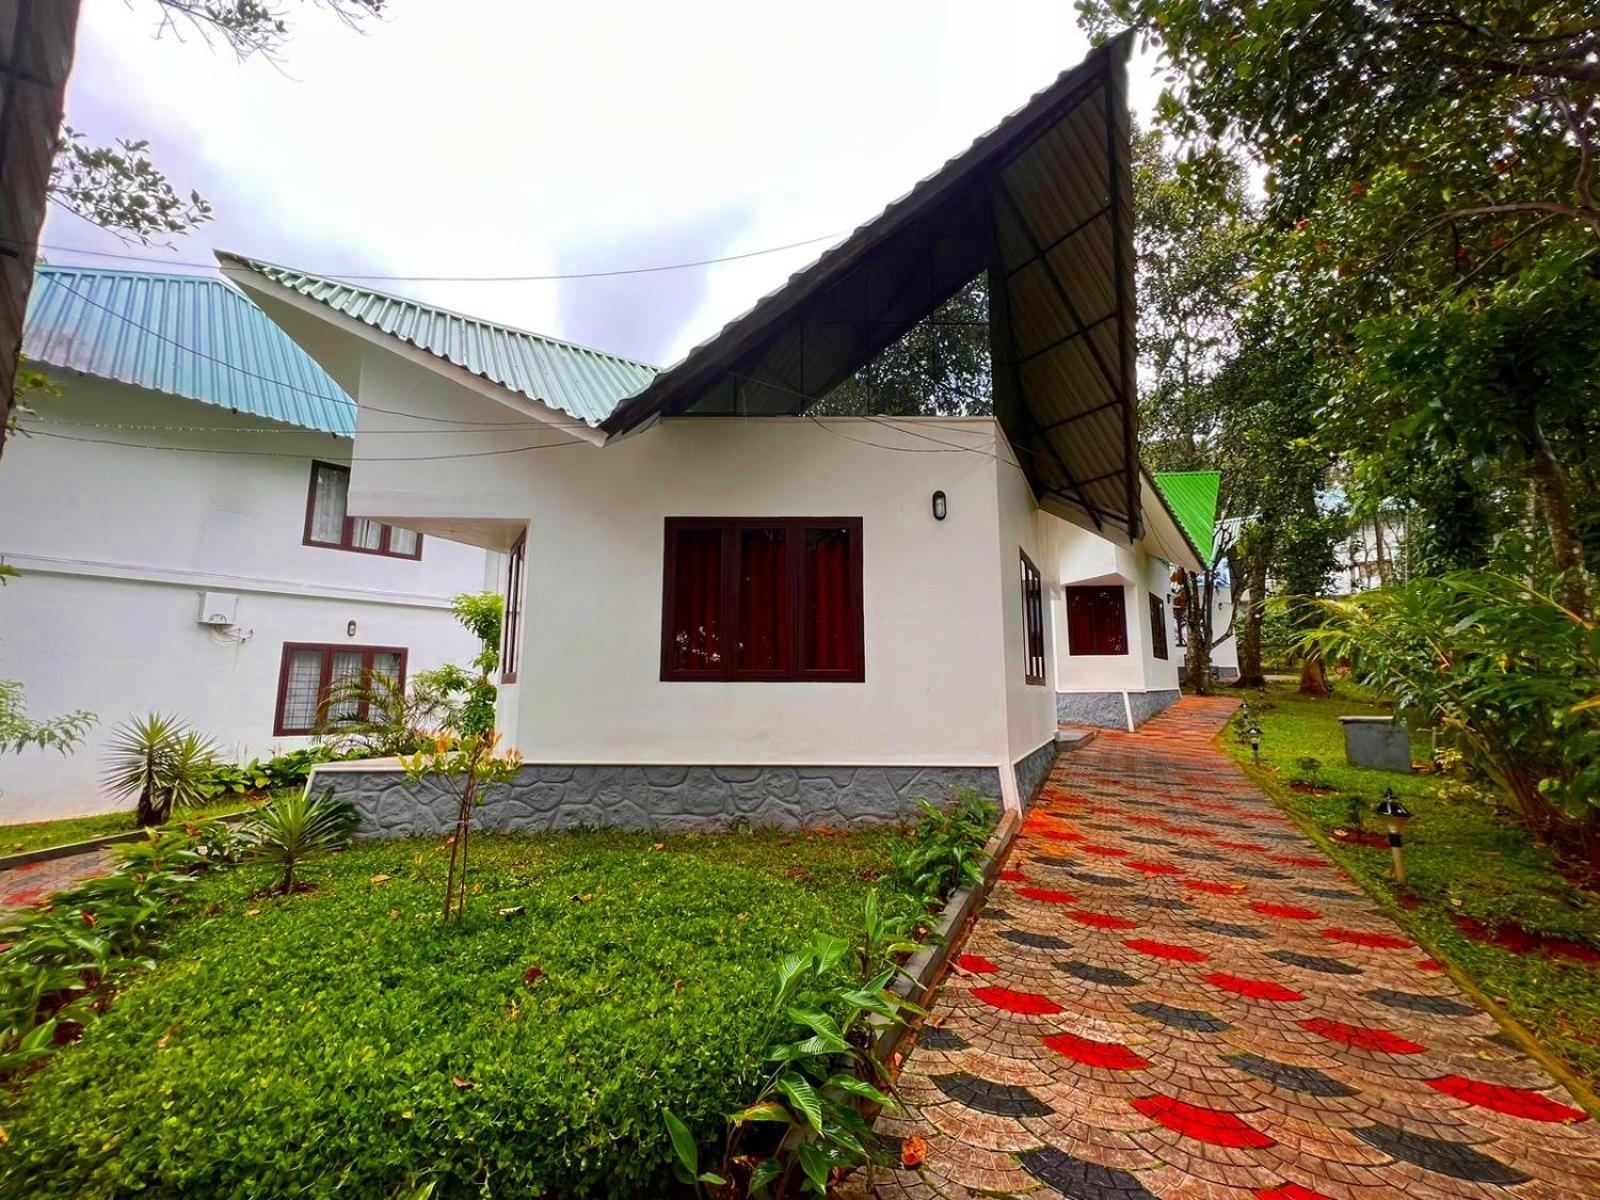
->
[1081,843,1130,857]
[1015,886,1077,904]
[1321,928,1414,950]
[968,985,1062,1016]
[1203,972,1306,1003]
[872,697,1600,1200]
[1297,1018,1426,1054]
[1124,938,1209,963]
[1185,879,1248,895]
[1131,1094,1276,1149]
[996,868,1027,882]
[954,953,999,975]
[1125,859,1184,876]
[1251,902,1323,921]
[1042,1030,1152,1070]
[1416,958,1445,971]
[1067,910,1141,931]
[1426,1075,1588,1123]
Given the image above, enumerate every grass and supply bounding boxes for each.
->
[0,799,266,855]
[1222,681,1600,1093]
[0,825,914,1199]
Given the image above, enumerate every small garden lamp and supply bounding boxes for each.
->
[1375,788,1413,885]
[1248,722,1263,766]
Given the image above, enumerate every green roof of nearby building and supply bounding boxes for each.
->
[24,265,355,435]
[217,253,659,427]
[1152,471,1221,564]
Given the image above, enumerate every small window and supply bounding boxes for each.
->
[1020,550,1046,685]
[303,462,423,559]
[661,517,863,682]
[502,533,526,684]
[1065,585,1128,656]
[1149,593,1168,661]
[274,643,407,737]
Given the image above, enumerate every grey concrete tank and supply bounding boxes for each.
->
[1338,715,1413,774]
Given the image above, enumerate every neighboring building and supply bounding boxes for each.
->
[1152,471,1240,685]
[0,266,494,822]
[222,35,1207,837]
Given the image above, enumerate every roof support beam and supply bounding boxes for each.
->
[1014,309,1118,368]
[1036,395,1122,433]
[1104,66,1141,541]
[1001,202,1112,283]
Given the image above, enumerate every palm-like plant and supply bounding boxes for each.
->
[315,664,474,757]
[102,714,219,826]
[245,790,357,894]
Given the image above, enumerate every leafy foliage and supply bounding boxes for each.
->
[102,713,220,826]
[0,679,95,758]
[890,789,997,910]
[49,127,212,243]
[1301,573,1600,856]
[315,664,477,757]
[0,827,909,1199]
[244,789,358,894]
[0,818,247,1078]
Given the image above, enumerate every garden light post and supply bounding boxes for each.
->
[1249,722,1263,767]
[1375,789,1413,885]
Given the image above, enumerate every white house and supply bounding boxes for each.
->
[220,36,1206,835]
[0,266,495,823]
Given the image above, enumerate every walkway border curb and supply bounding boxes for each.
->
[0,808,256,873]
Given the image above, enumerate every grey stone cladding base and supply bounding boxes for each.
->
[315,762,1005,838]
[1012,740,1059,809]
[1127,688,1182,728]
[1056,689,1184,731]
[1056,691,1130,730]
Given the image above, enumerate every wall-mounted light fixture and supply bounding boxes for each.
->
[931,490,948,521]
[347,620,358,638]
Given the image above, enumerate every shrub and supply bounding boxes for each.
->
[244,790,358,894]
[102,713,220,826]
[1293,755,1323,789]
[1301,573,1600,858]
[891,789,997,910]
[0,819,245,1077]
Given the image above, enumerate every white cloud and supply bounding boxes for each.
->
[46,0,1163,364]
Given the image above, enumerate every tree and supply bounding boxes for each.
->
[1077,0,1600,611]
[0,679,95,760]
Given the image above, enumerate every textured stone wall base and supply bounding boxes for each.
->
[1055,691,1130,730]
[1127,688,1182,728]
[311,762,1006,838]
[1012,739,1059,811]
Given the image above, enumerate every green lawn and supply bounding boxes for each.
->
[0,825,913,1200]
[0,799,262,855]
[1222,682,1600,1092]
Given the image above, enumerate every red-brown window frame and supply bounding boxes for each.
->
[1149,592,1169,661]
[660,517,865,683]
[273,642,409,737]
[302,461,424,560]
[502,532,526,684]
[1065,584,1129,656]
[1020,550,1046,685]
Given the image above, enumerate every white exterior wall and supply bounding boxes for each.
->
[995,446,1058,774]
[0,377,492,821]
[337,351,1049,799]
[1045,512,1181,709]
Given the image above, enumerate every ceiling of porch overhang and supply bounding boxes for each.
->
[602,33,1141,541]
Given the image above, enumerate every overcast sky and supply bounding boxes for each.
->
[45,1,1160,368]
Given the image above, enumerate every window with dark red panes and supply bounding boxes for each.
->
[501,533,526,684]
[1020,550,1046,684]
[661,518,863,681]
[1149,592,1168,661]
[275,643,406,737]
[1065,584,1128,655]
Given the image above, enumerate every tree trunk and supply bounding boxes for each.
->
[1299,652,1332,697]
[1183,574,1211,695]
[136,785,160,827]
[1522,414,1589,616]
[1234,557,1268,689]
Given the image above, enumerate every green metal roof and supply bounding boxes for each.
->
[24,265,355,435]
[216,252,658,427]
[1151,471,1221,565]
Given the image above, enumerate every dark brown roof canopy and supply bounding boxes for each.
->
[603,33,1141,541]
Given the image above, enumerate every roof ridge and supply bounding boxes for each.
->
[215,250,659,372]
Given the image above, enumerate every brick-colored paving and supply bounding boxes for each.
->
[868,697,1600,1199]
[0,847,111,912]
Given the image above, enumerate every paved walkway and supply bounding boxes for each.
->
[868,697,1600,1200]
[0,848,111,912]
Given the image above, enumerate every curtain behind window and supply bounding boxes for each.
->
[309,465,348,544]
